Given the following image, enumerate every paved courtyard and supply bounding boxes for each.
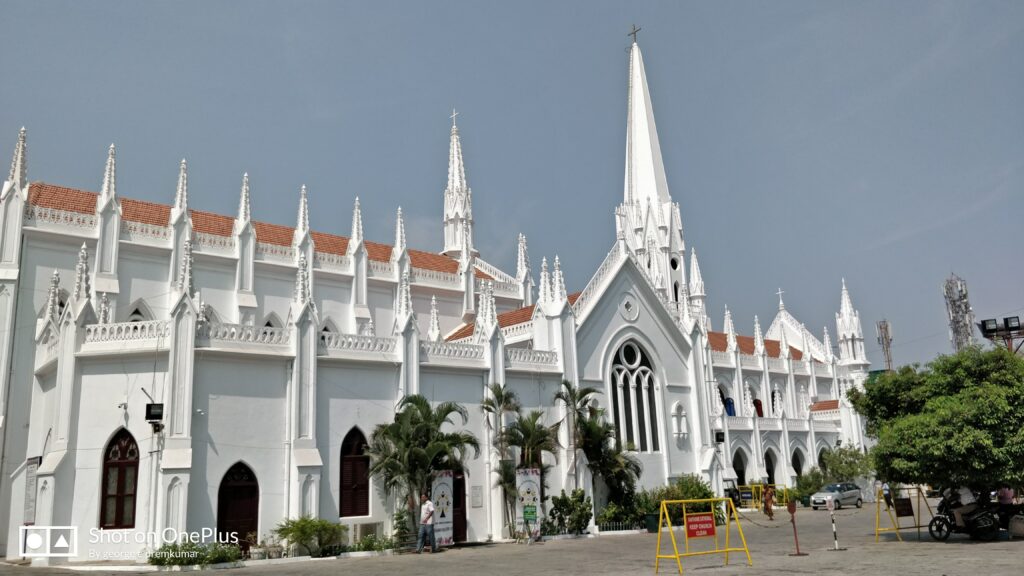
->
[1,503,1021,576]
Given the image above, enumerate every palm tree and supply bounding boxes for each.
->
[503,410,561,504]
[481,382,521,535]
[366,395,480,528]
[554,380,601,488]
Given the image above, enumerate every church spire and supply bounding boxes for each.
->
[723,306,737,352]
[350,197,364,245]
[100,143,117,203]
[753,314,765,356]
[538,257,551,304]
[296,185,309,236]
[8,127,26,189]
[442,114,475,258]
[835,278,867,367]
[688,248,704,297]
[237,173,251,222]
[623,39,671,209]
[394,207,406,254]
[552,255,567,302]
[516,233,530,281]
[174,159,189,213]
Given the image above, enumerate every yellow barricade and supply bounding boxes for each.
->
[737,484,789,510]
[654,497,752,574]
[874,485,934,542]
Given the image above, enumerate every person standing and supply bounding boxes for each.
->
[417,492,438,554]
[763,485,775,520]
[882,482,893,510]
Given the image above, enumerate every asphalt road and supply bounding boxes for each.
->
[1,503,1021,576]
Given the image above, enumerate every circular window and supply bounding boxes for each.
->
[620,342,641,369]
[619,293,640,322]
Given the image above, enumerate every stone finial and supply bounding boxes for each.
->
[73,243,91,301]
[45,270,61,321]
[237,173,251,222]
[100,143,117,201]
[8,127,26,187]
[394,207,406,254]
[688,247,704,297]
[177,240,194,296]
[772,382,783,417]
[396,271,412,319]
[552,256,567,302]
[823,326,834,361]
[753,315,765,356]
[538,257,551,304]
[294,254,310,304]
[427,295,441,341]
[516,233,530,281]
[98,293,111,324]
[296,185,309,235]
[742,387,754,417]
[778,324,790,359]
[174,159,189,212]
[724,306,737,352]
[351,197,363,244]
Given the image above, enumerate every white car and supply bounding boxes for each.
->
[811,483,863,510]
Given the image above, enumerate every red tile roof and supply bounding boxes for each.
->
[810,399,839,412]
[446,291,582,341]
[707,330,803,360]
[26,182,485,277]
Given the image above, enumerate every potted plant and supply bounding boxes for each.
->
[634,490,660,533]
[246,532,267,560]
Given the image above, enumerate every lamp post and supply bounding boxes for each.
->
[978,316,1024,353]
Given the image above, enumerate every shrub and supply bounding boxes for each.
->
[793,467,827,503]
[204,542,242,564]
[273,516,348,557]
[353,533,394,552]
[646,474,721,526]
[546,489,593,535]
[147,541,241,566]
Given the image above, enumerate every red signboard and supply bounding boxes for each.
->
[685,512,716,538]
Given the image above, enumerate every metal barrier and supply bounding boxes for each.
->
[737,484,790,510]
[874,486,934,542]
[654,498,752,574]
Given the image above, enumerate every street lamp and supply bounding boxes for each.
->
[978,316,1024,353]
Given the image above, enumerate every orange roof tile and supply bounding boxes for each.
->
[26,182,494,278]
[707,330,803,360]
[810,399,839,412]
[446,322,476,341]
[191,209,235,236]
[446,291,583,341]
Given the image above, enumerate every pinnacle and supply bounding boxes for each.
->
[237,173,251,222]
[101,143,117,200]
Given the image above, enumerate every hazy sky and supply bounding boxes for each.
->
[3,1,1022,367]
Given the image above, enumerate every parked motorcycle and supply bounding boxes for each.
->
[928,490,1000,542]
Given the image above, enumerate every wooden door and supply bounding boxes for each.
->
[217,463,259,550]
[453,473,467,543]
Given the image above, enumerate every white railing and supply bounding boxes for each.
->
[766,357,787,372]
[760,417,782,430]
[256,242,295,262]
[194,231,235,251]
[368,260,394,277]
[488,279,521,297]
[25,204,97,230]
[814,363,832,376]
[314,252,351,271]
[725,416,754,430]
[85,320,169,343]
[420,340,484,361]
[813,420,838,433]
[198,322,290,345]
[812,409,840,421]
[505,348,558,366]
[501,320,534,342]
[710,350,732,365]
[789,419,809,431]
[410,268,461,287]
[571,243,625,321]
[740,354,761,369]
[792,363,809,376]
[473,259,516,283]
[320,333,396,354]
[121,220,171,242]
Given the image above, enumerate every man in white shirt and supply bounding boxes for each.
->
[417,492,437,553]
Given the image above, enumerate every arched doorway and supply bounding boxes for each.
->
[818,449,829,473]
[764,450,777,485]
[732,451,747,486]
[218,463,259,550]
[341,429,370,517]
[792,450,804,478]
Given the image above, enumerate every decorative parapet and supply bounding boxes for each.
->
[501,321,533,343]
[740,354,761,369]
[314,251,351,272]
[85,320,170,343]
[121,220,171,243]
[813,363,832,376]
[368,260,395,278]
[812,420,839,433]
[505,347,559,372]
[792,363,809,376]
[255,242,295,263]
[474,259,516,283]
[710,350,732,366]
[811,409,840,421]
[476,277,519,298]
[766,357,787,372]
[419,340,485,368]
[760,417,782,430]
[725,415,754,430]
[788,419,809,432]
[197,322,290,346]
[410,268,461,288]
[320,332,396,355]
[571,244,625,323]
[194,231,236,253]
[24,204,97,232]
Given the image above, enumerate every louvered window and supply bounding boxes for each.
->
[340,429,369,517]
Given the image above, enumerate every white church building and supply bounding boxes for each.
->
[0,40,869,562]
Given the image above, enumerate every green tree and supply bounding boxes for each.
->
[819,446,873,481]
[554,380,601,489]
[481,382,521,536]
[849,346,1024,489]
[503,410,561,504]
[366,395,480,528]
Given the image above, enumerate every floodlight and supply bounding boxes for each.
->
[1005,317,1021,331]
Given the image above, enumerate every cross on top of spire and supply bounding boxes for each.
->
[450,108,459,126]
[628,24,642,44]
[776,287,786,310]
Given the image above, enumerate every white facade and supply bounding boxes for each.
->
[0,41,869,563]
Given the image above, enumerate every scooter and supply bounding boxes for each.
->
[928,491,1000,542]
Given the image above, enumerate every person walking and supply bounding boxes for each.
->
[417,492,438,554]
[763,485,775,520]
[882,482,893,510]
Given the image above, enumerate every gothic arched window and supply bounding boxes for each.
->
[340,428,370,517]
[100,429,139,529]
[610,340,660,452]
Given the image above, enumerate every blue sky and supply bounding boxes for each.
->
[3,1,1022,366]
